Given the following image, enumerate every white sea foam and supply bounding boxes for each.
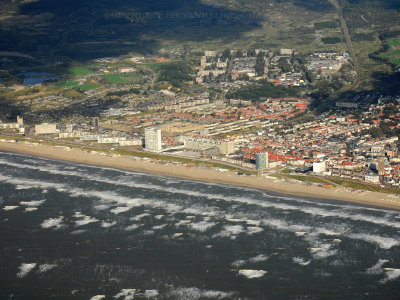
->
[24,207,38,212]
[17,263,37,278]
[295,232,308,236]
[4,155,400,261]
[73,212,98,226]
[41,216,64,229]
[189,220,217,232]
[366,259,389,275]
[167,287,235,299]
[6,167,397,243]
[38,264,57,273]
[249,254,269,263]
[213,225,244,239]
[309,243,338,259]
[232,254,272,268]
[144,290,159,298]
[3,206,19,211]
[143,230,154,236]
[90,296,105,300]
[94,205,110,211]
[155,215,164,219]
[347,233,400,249]
[20,200,45,207]
[71,230,86,235]
[293,257,311,266]
[101,221,117,228]
[125,224,140,231]
[74,215,99,227]
[238,269,267,279]
[176,219,192,226]
[232,259,246,267]
[246,226,264,235]
[114,288,136,299]
[246,220,261,226]
[153,224,167,230]
[0,174,65,191]
[130,213,150,221]
[380,269,400,284]
[110,206,131,214]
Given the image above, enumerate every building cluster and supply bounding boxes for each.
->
[306,51,350,73]
[3,93,400,189]
[196,49,351,90]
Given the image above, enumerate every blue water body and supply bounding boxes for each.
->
[1,151,400,299]
[23,77,59,86]
[17,72,56,77]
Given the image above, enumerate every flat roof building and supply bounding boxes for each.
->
[35,123,57,135]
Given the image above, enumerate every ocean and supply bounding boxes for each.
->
[1,151,400,299]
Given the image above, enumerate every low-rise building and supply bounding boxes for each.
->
[184,137,235,155]
[35,123,57,135]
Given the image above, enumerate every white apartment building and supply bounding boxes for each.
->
[145,128,162,152]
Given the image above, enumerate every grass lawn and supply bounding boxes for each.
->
[57,79,79,88]
[380,49,400,65]
[379,37,400,66]
[388,38,400,47]
[104,73,145,84]
[105,74,125,84]
[77,84,100,91]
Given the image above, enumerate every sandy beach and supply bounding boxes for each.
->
[1,139,400,210]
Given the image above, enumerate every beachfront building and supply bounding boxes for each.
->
[17,116,24,127]
[183,137,235,155]
[313,161,326,173]
[145,128,162,152]
[255,152,269,170]
[378,157,385,176]
[35,123,57,135]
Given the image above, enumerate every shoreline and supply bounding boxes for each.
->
[1,140,400,211]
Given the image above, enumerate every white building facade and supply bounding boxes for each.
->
[145,128,162,152]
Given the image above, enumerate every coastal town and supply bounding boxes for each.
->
[3,1,400,299]
[1,49,399,194]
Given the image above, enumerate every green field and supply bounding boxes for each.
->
[379,37,400,65]
[77,84,99,91]
[69,66,93,76]
[105,74,125,84]
[58,79,99,90]
[104,73,145,84]
[388,38,400,47]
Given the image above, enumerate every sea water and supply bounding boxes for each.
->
[1,151,400,299]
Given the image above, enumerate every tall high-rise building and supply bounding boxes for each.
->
[92,117,99,128]
[145,128,162,152]
[255,152,269,170]
[17,115,24,127]
[378,157,385,176]
[313,161,326,173]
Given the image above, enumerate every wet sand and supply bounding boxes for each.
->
[1,140,399,210]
